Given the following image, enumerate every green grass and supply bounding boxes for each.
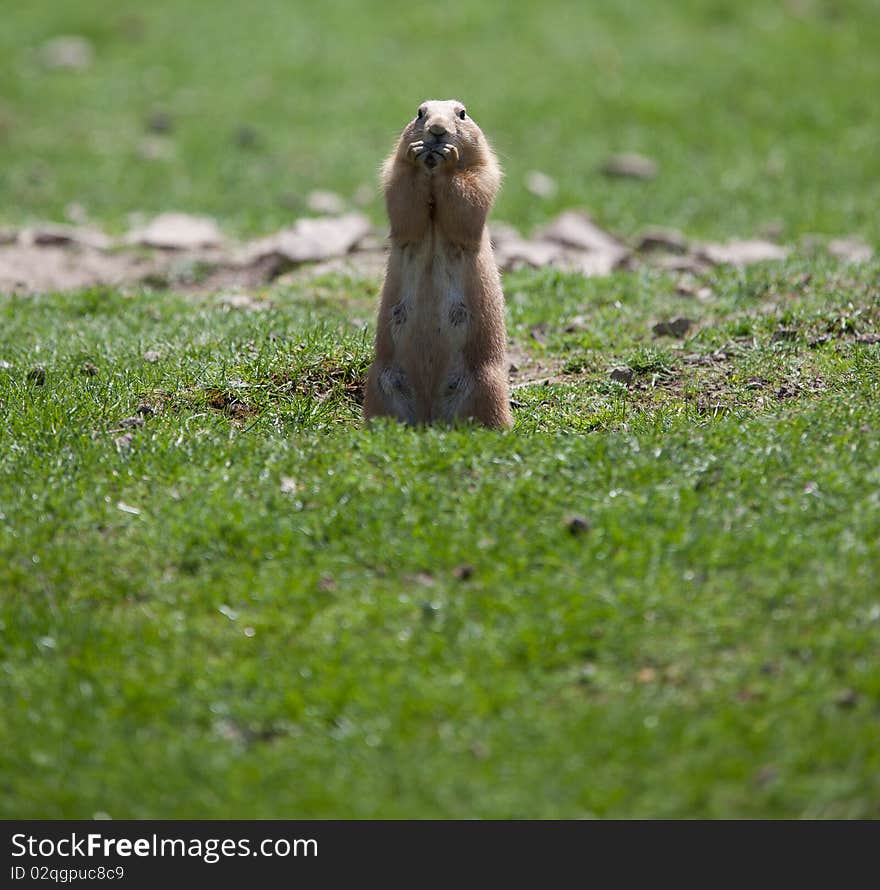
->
[2,259,879,818]
[2,0,880,819]
[2,0,879,239]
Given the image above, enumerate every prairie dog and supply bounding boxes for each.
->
[362,99,512,429]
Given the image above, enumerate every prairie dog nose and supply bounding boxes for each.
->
[428,122,448,137]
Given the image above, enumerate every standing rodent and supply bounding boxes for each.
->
[362,99,512,429]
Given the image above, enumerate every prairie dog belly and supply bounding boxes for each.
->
[390,232,473,420]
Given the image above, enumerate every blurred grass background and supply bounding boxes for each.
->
[3,1,880,819]
[1,0,878,238]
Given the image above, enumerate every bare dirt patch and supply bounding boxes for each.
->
[0,244,160,294]
[0,212,376,296]
[3,209,871,296]
[507,342,566,389]
[203,387,258,420]
[271,356,369,406]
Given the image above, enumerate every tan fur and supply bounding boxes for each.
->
[363,99,512,429]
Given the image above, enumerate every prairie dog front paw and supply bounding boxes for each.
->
[440,144,460,167]
[407,140,429,164]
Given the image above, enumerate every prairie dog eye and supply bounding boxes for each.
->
[459,109,467,120]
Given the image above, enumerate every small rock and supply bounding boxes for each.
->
[351,233,383,253]
[136,402,156,416]
[855,333,880,345]
[243,213,372,267]
[601,153,658,180]
[40,35,94,71]
[565,251,630,277]
[538,210,626,254]
[652,317,692,338]
[137,136,174,162]
[27,367,46,385]
[306,190,346,215]
[771,328,798,343]
[147,110,173,133]
[23,224,112,250]
[564,315,589,333]
[118,416,145,428]
[233,125,259,149]
[637,226,687,254]
[114,433,134,451]
[280,476,298,494]
[698,239,789,267]
[218,604,238,621]
[524,170,557,199]
[580,662,598,681]
[127,213,224,250]
[609,366,634,385]
[536,210,630,275]
[216,292,266,311]
[490,223,523,249]
[452,564,474,581]
[142,350,161,363]
[490,223,563,270]
[566,516,591,536]
[676,278,714,301]
[495,238,564,271]
[834,689,859,709]
[648,253,709,275]
[636,667,657,683]
[80,363,99,376]
[828,237,873,264]
[0,360,13,370]
[775,382,801,400]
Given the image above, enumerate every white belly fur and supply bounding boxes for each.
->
[390,230,472,419]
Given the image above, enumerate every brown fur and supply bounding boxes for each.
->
[363,99,512,429]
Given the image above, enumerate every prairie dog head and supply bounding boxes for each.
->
[396,99,493,172]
